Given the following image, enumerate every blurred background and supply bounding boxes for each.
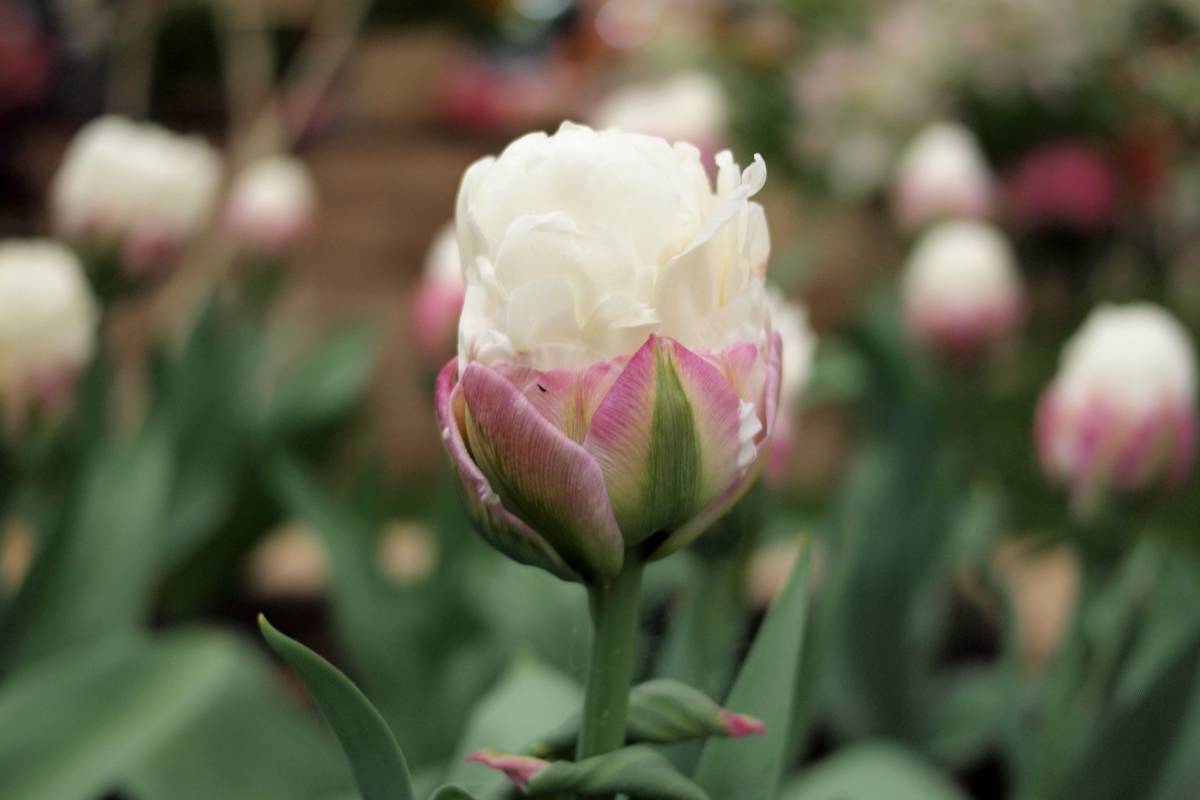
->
[3,1,1200,799]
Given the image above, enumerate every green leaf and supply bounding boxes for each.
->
[268,456,505,765]
[1061,615,1200,800]
[258,615,415,800]
[922,666,1017,767]
[475,745,710,799]
[0,417,175,671]
[528,678,763,757]
[443,655,582,796]
[779,741,967,800]
[693,542,810,800]
[261,324,375,436]
[0,631,332,800]
[119,637,353,800]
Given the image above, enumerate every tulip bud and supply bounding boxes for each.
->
[901,220,1023,359]
[893,122,992,230]
[410,223,465,366]
[1037,303,1197,517]
[50,115,220,277]
[224,155,317,257]
[765,291,816,485]
[437,122,781,582]
[1008,142,1117,234]
[0,240,97,423]
[591,71,728,164]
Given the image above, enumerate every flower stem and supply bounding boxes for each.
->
[576,556,644,764]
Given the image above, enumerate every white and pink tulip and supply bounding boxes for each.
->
[0,240,97,423]
[410,223,465,366]
[902,220,1023,359]
[436,122,780,583]
[50,115,220,276]
[1037,303,1197,516]
[764,291,816,486]
[224,154,317,258]
[893,122,993,231]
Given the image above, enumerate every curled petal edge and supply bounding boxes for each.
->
[435,359,581,582]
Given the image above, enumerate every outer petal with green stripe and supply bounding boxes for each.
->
[435,331,781,583]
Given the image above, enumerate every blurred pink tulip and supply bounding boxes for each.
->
[1008,142,1118,233]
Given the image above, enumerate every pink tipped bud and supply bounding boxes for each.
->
[1037,303,1197,517]
[722,712,767,737]
[902,220,1023,360]
[466,750,548,791]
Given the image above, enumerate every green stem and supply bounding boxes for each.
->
[576,557,644,764]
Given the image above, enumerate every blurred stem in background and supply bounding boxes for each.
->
[106,0,163,117]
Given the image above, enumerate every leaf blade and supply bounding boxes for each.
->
[258,615,415,800]
[693,542,810,800]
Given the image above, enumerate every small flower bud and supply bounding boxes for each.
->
[224,155,317,258]
[893,122,992,231]
[50,115,220,277]
[1008,142,1117,234]
[901,220,1023,359]
[0,240,97,423]
[1037,303,1197,516]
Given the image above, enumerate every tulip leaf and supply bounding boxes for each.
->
[261,323,375,436]
[528,678,763,757]
[0,416,174,672]
[1060,614,1200,800]
[693,541,810,800]
[258,615,415,800]
[118,637,353,800]
[779,741,968,800]
[0,630,345,800]
[473,745,709,799]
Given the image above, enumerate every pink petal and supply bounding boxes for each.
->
[721,712,767,737]
[648,333,781,558]
[460,362,624,581]
[435,360,580,581]
[491,357,626,443]
[583,335,750,549]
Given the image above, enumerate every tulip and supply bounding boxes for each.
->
[893,122,992,230]
[410,223,465,366]
[437,122,779,583]
[591,70,728,165]
[1037,303,1197,517]
[224,154,317,257]
[0,240,97,424]
[765,291,816,485]
[901,220,1023,359]
[437,122,781,764]
[50,115,220,276]
[1008,142,1117,234]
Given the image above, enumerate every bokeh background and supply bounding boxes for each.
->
[3,1,1200,799]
